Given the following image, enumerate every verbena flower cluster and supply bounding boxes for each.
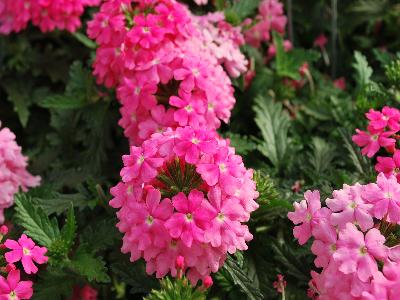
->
[0,0,100,34]
[0,123,40,223]
[87,0,247,145]
[0,225,48,299]
[110,127,259,283]
[353,106,400,181]
[288,173,400,299]
[243,0,288,50]
[89,0,257,287]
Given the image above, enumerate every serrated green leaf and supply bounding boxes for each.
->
[70,247,110,283]
[14,194,60,247]
[222,255,264,300]
[60,205,77,250]
[353,51,373,88]
[225,133,257,155]
[2,81,32,127]
[253,95,291,168]
[34,192,88,215]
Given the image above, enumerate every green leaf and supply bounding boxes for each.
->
[225,133,257,155]
[274,32,320,80]
[2,81,32,127]
[253,95,291,168]
[306,137,336,178]
[70,247,110,283]
[353,51,373,88]
[72,32,97,49]
[32,269,76,300]
[222,255,264,300]
[34,192,88,215]
[14,194,60,247]
[38,95,87,109]
[80,218,120,252]
[60,205,77,250]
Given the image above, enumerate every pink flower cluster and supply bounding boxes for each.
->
[0,225,48,300]
[0,123,40,223]
[243,0,288,49]
[87,0,247,145]
[0,0,100,34]
[288,173,400,299]
[110,127,259,284]
[353,106,400,181]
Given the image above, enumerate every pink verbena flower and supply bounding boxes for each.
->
[376,150,400,181]
[366,107,400,132]
[120,140,164,183]
[4,234,48,274]
[326,183,373,231]
[362,173,400,223]
[333,224,387,282]
[352,128,395,158]
[287,190,323,245]
[110,127,258,283]
[165,190,213,248]
[0,270,33,300]
[0,123,40,223]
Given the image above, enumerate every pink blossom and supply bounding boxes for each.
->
[165,190,213,247]
[362,173,400,223]
[120,140,164,183]
[326,183,373,231]
[376,150,400,181]
[4,234,48,274]
[174,127,217,164]
[169,91,206,127]
[0,123,40,223]
[287,190,323,245]
[366,107,400,132]
[333,224,386,282]
[174,58,209,92]
[313,34,328,49]
[128,14,165,49]
[0,270,33,300]
[352,128,396,158]
[333,77,346,90]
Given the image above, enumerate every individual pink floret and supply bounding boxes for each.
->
[4,234,48,275]
[0,270,33,300]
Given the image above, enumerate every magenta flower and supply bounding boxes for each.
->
[366,107,400,132]
[313,34,328,49]
[174,127,217,164]
[128,188,173,255]
[0,270,33,300]
[4,234,48,274]
[128,15,165,49]
[203,187,250,251]
[326,183,373,231]
[196,147,244,187]
[120,140,164,183]
[287,190,323,245]
[352,128,395,158]
[310,219,337,268]
[333,224,387,282]
[174,58,209,92]
[169,91,206,127]
[363,173,400,223]
[165,190,213,247]
[376,150,400,182]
